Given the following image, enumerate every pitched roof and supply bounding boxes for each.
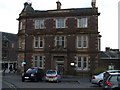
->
[1,32,17,43]
[99,50,120,60]
[19,2,100,19]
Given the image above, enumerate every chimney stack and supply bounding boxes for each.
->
[91,0,96,8]
[56,0,62,10]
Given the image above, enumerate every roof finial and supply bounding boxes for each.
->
[27,0,32,6]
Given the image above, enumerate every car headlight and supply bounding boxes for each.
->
[31,74,34,77]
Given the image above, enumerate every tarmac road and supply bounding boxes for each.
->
[2,73,102,90]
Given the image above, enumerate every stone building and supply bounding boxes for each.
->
[17,0,101,75]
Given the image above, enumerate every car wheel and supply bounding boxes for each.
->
[98,80,103,87]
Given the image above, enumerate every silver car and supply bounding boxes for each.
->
[45,70,61,82]
[91,70,120,87]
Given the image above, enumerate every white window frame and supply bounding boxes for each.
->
[34,55,44,68]
[77,35,88,48]
[35,19,45,29]
[55,36,66,48]
[76,56,89,70]
[34,36,44,48]
[56,19,66,28]
[77,18,88,28]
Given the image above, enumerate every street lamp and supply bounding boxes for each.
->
[70,62,76,75]
[70,62,75,66]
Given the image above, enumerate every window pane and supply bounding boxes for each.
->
[39,56,42,67]
[110,76,117,82]
[83,18,87,28]
[56,36,59,46]
[83,57,87,69]
[39,41,43,47]
[56,19,60,28]
[77,36,82,47]
[78,57,82,67]
[34,37,39,48]
[40,20,44,29]
[35,20,39,29]
[78,18,88,28]
[56,19,65,28]
[39,37,43,48]
[83,36,87,47]
[61,19,65,28]
[61,37,64,47]
[34,56,38,67]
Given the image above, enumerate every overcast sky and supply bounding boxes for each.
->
[0,0,119,51]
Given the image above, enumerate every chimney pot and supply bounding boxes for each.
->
[91,0,96,8]
[56,1,62,10]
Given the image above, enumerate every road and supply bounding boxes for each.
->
[2,73,103,90]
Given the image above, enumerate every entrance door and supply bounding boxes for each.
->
[57,63,64,75]
[56,58,64,75]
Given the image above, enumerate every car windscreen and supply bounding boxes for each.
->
[46,70,56,74]
[26,68,37,74]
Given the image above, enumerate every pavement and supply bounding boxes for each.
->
[2,72,91,83]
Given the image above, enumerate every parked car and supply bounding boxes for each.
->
[45,70,61,82]
[103,72,120,90]
[91,70,120,87]
[21,67,44,82]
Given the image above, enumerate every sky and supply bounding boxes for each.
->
[0,0,119,51]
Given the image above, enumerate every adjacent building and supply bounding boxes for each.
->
[17,0,101,75]
[99,47,120,70]
[0,32,17,72]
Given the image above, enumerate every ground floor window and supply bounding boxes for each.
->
[33,55,44,69]
[76,56,89,70]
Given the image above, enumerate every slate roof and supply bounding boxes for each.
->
[1,32,17,43]
[99,49,120,60]
[19,2,100,19]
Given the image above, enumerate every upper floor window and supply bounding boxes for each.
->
[77,35,88,48]
[34,36,44,48]
[55,36,65,47]
[56,19,66,28]
[34,55,44,68]
[77,18,88,28]
[35,19,45,29]
[77,56,89,70]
